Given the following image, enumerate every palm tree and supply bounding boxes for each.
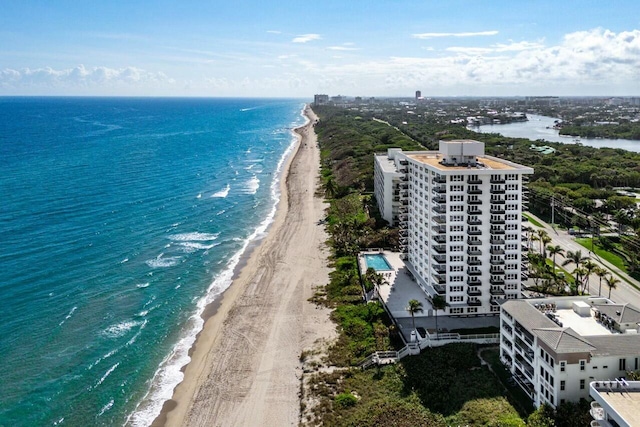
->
[364,267,387,294]
[562,250,588,292]
[406,299,423,341]
[546,245,564,276]
[594,266,608,297]
[605,274,621,299]
[573,267,587,295]
[431,294,448,340]
[324,176,337,198]
[581,259,598,294]
[522,226,534,250]
[536,229,549,255]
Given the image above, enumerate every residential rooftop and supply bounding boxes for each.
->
[591,381,640,427]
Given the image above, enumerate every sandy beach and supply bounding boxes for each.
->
[154,105,335,427]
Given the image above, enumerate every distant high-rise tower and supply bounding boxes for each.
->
[415,90,422,100]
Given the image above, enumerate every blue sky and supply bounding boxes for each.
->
[1,0,639,97]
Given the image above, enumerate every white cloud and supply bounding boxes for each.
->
[0,65,175,93]
[446,40,545,55]
[292,33,321,43]
[327,46,359,51]
[412,31,499,39]
[266,30,281,34]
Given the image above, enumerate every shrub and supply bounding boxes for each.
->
[334,392,358,408]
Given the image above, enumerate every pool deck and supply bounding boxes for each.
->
[358,251,433,319]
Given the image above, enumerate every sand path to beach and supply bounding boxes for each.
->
[156,106,334,427]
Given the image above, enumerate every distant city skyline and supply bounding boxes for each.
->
[1,1,639,97]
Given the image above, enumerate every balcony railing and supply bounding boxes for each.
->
[467,188,483,195]
[467,208,482,215]
[467,258,481,266]
[468,298,482,306]
[490,286,506,294]
[490,218,506,225]
[467,248,482,256]
[490,227,505,234]
[467,287,482,296]
[434,235,446,243]
[467,178,483,184]
[467,238,482,246]
[432,206,446,214]
[468,199,482,205]
[490,188,506,194]
[467,269,482,276]
[490,177,506,184]
[490,238,505,245]
[433,186,447,194]
[467,229,482,236]
[432,245,446,254]
[491,248,505,255]
[490,258,506,265]
[490,208,506,214]
[432,195,446,204]
[432,273,446,284]
[490,267,505,275]
[490,199,506,204]
[467,218,482,225]
[433,176,446,184]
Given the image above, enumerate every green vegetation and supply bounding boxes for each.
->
[306,104,596,426]
[523,213,544,228]
[559,122,640,140]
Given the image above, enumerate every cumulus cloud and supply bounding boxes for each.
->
[413,30,499,39]
[281,28,640,96]
[0,65,174,93]
[292,33,321,43]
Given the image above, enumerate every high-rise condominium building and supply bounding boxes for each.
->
[374,140,533,316]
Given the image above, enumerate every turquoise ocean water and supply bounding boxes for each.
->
[0,97,305,426]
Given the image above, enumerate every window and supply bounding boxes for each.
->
[450,265,463,272]
[451,205,463,212]
[450,195,464,202]
[620,358,627,371]
[450,285,463,292]
[560,361,566,372]
[451,185,464,192]
[451,175,463,182]
[450,225,463,232]
[450,307,463,314]
[580,360,586,371]
[450,235,463,242]
[560,380,565,391]
[467,307,478,313]
[450,255,463,262]
[580,379,585,390]
[450,296,463,302]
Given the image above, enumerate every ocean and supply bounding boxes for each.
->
[0,97,306,426]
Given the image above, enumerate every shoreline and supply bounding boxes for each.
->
[152,105,335,426]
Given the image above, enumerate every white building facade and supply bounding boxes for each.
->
[374,141,533,316]
[500,298,640,409]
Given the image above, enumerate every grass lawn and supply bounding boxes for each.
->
[575,238,639,291]
[523,213,544,228]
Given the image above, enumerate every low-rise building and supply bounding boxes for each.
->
[590,380,640,427]
[500,297,640,408]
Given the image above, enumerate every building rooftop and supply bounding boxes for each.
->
[406,152,529,171]
[374,154,404,174]
[503,298,640,357]
[591,381,640,427]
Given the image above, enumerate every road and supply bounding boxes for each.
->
[524,213,640,308]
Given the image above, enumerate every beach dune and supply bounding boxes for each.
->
[154,106,334,427]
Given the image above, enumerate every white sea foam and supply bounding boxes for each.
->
[196,193,202,199]
[211,184,230,198]
[145,253,181,268]
[177,241,220,253]
[59,306,77,326]
[103,320,143,338]
[88,347,119,371]
[136,283,150,289]
[170,232,219,242]
[98,399,114,416]
[95,363,119,388]
[125,103,306,427]
[242,176,260,195]
[120,258,129,264]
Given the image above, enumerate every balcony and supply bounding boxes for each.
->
[434,235,446,243]
[490,267,505,275]
[433,186,447,194]
[468,199,482,205]
[490,199,506,205]
[490,238,505,245]
[432,225,446,234]
[467,188,483,195]
[467,277,481,285]
[432,257,447,268]
[467,287,482,296]
[490,188,506,194]
[432,205,446,214]
[432,215,446,224]
[432,264,447,274]
[490,227,505,234]
[467,258,481,266]
[467,238,482,246]
[432,245,446,254]
[468,298,482,306]
[433,175,446,184]
[467,248,482,256]
[490,258,505,265]
[491,278,506,286]
[467,269,481,276]
[491,248,505,255]
[432,195,446,204]
[490,218,506,225]
[490,177,506,184]
[467,178,483,184]
[467,208,482,215]
[467,218,482,225]
[490,208,506,214]
[432,273,446,284]
[467,229,482,236]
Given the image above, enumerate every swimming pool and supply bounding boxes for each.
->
[364,254,393,271]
